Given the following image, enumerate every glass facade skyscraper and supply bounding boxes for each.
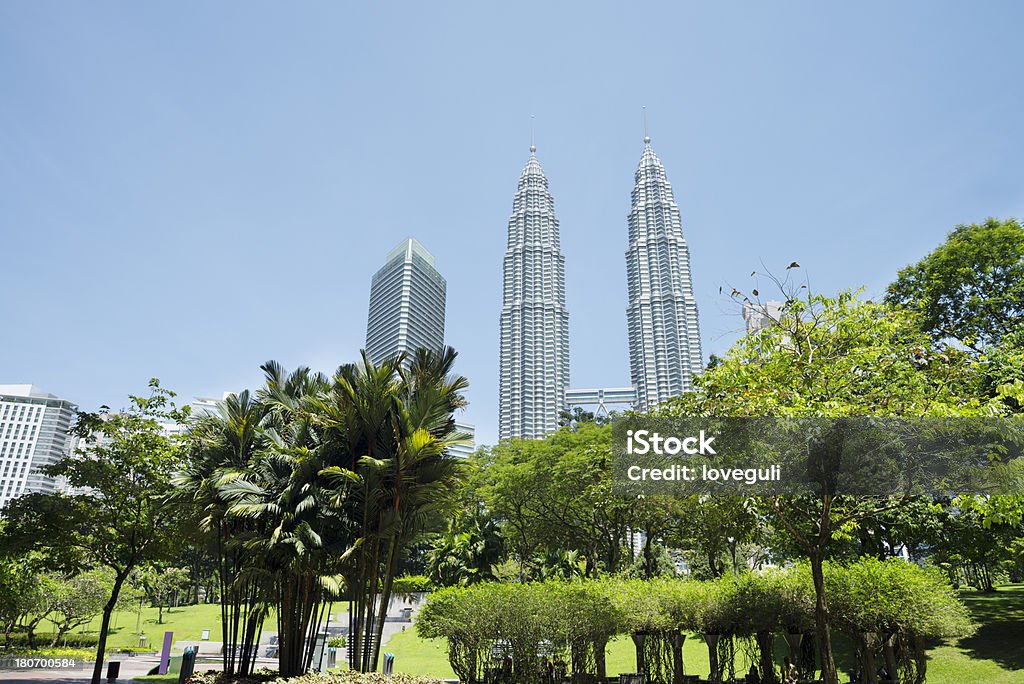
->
[499,144,570,440]
[625,136,703,411]
[365,237,447,364]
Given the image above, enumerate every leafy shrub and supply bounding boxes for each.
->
[392,575,432,596]
[2,632,99,649]
[0,646,95,662]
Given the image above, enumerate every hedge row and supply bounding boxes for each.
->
[417,558,974,684]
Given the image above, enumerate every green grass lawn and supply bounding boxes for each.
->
[42,603,269,652]
[922,584,1024,683]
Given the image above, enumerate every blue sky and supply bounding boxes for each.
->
[2,2,1022,445]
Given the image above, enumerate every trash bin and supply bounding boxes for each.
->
[179,646,197,683]
[106,660,121,683]
[383,652,395,676]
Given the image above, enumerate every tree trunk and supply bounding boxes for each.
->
[810,551,838,684]
[785,632,803,671]
[594,636,608,684]
[911,632,927,684]
[643,530,654,579]
[669,630,685,684]
[372,534,402,670]
[704,634,721,684]
[51,625,68,649]
[756,631,778,684]
[858,632,878,684]
[631,632,647,677]
[91,571,128,684]
[882,634,898,682]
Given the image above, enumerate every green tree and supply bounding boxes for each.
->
[141,565,190,624]
[175,387,271,676]
[425,511,505,587]
[887,217,1024,350]
[827,558,974,683]
[221,362,344,677]
[659,287,999,684]
[0,555,39,647]
[479,424,631,578]
[1,380,185,684]
[316,347,470,672]
[48,569,112,648]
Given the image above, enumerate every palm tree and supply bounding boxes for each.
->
[426,513,504,586]
[175,349,469,676]
[220,439,351,676]
[174,390,268,676]
[313,347,470,671]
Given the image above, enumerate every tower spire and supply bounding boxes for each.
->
[642,106,650,144]
[626,127,703,411]
[530,114,536,154]
[500,123,569,440]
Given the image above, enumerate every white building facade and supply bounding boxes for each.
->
[0,385,77,508]
[449,420,476,459]
[365,238,447,364]
[499,144,570,440]
[625,136,703,411]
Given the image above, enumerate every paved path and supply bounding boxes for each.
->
[0,653,169,682]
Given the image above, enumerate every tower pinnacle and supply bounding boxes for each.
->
[625,138,703,410]
[499,145,570,440]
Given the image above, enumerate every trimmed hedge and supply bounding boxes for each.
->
[418,560,974,684]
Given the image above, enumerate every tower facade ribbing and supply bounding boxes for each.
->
[499,145,570,439]
[365,238,446,364]
[625,136,703,410]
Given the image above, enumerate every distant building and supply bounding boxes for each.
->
[625,135,703,411]
[365,238,447,364]
[449,420,476,459]
[743,300,783,334]
[0,385,77,508]
[564,387,636,418]
[499,143,570,440]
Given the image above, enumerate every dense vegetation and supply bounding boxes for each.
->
[0,218,1022,684]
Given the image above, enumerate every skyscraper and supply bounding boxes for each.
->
[365,237,447,364]
[625,135,703,411]
[499,143,570,440]
[0,384,77,508]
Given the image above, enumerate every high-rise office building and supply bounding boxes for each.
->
[0,385,77,508]
[625,135,703,411]
[743,300,783,334]
[449,420,477,459]
[499,143,570,440]
[365,238,447,364]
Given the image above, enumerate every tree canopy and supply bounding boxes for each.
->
[887,217,1024,350]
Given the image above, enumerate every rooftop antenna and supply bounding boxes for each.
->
[530,114,536,153]
[642,107,650,144]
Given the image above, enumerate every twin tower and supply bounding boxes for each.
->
[499,136,703,440]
